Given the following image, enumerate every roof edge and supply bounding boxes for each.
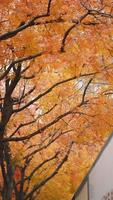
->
[71,131,113,200]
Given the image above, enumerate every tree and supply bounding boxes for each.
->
[0,0,113,199]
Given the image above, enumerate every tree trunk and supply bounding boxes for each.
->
[1,143,13,200]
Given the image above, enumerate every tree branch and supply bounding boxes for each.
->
[0,0,53,41]
[25,142,74,200]
[17,152,59,185]
[13,72,96,113]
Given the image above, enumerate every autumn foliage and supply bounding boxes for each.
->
[0,0,113,200]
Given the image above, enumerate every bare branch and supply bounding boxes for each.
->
[0,0,53,41]
[24,142,74,200]
[0,52,43,83]
[17,152,59,185]
[12,52,43,65]
[61,11,90,52]
[0,65,13,81]
[25,129,73,159]
[2,110,72,142]
[47,0,52,15]
[13,86,36,105]
[79,78,93,106]
[10,104,57,137]
[61,9,113,52]
[13,72,96,113]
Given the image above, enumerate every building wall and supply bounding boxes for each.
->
[89,136,113,200]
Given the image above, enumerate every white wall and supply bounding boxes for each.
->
[89,136,113,200]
